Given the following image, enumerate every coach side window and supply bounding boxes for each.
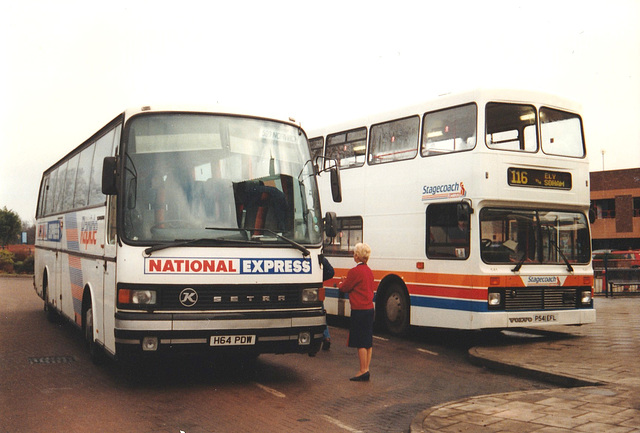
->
[73,144,95,209]
[61,153,80,212]
[426,203,470,260]
[37,175,50,218]
[53,161,69,214]
[325,128,367,169]
[369,116,419,165]
[422,104,477,156]
[45,169,59,215]
[88,128,117,206]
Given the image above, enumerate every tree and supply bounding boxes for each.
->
[0,207,22,247]
[22,220,36,244]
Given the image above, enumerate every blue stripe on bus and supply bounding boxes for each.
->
[325,287,488,312]
[409,295,488,312]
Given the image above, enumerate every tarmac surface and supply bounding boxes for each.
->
[411,296,640,432]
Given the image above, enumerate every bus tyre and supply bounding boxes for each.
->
[84,303,104,365]
[383,283,410,336]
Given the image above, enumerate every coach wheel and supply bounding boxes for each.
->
[43,275,59,323]
[383,283,410,336]
[84,299,104,365]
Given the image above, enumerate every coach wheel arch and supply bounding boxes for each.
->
[376,276,410,336]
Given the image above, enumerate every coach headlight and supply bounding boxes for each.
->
[302,288,319,303]
[118,288,157,307]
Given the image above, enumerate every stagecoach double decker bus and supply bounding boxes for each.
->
[310,89,595,335]
[34,105,340,363]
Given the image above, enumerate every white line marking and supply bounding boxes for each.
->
[417,348,439,356]
[253,382,286,398]
[322,415,363,433]
[373,335,388,341]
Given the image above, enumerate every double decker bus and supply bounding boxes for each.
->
[34,106,340,363]
[309,89,595,335]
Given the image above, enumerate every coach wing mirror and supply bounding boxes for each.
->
[315,156,342,203]
[457,200,473,220]
[588,208,596,224]
[324,211,338,237]
[102,157,117,195]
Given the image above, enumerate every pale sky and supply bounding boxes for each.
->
[1,0,639,222]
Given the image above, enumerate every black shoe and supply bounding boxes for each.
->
[349,372,370,382]
[322,339,331,351]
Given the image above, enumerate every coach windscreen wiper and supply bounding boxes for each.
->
[207,226,310,257]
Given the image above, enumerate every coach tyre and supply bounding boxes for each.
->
[383,282,410,336]
[43,273,59,323]
[83,294,104,365]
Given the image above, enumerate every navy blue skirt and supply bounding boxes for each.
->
[348,308,375,348]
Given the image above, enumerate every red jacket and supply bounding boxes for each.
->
[339,263,375,310]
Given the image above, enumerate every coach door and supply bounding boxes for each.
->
[101,196,118,354]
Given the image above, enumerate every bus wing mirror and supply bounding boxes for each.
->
[324,212,338,237]
[102,157,117,195]
[457,200,473,220]
[588,208,596,224]
[330,166,342,203]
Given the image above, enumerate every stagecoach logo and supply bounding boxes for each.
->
[421,181,466,201]
[524,276,563,286]
[179,288,198,307]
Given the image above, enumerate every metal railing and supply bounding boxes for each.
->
[594,267,640,297]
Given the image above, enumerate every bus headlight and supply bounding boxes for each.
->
[118,288,157,306]
[580,290,592,305]
[302,288,319,303]
[488,291,502,307]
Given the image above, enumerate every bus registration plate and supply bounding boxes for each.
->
[210,335,256,346]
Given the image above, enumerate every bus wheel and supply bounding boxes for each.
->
[383,283,409,336]
[83,300,104,365]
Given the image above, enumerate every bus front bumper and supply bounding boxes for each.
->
[114,309,326,357]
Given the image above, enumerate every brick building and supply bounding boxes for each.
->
[590,168,640,250]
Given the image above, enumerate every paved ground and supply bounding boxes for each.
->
[411,297,640,432]
[0,276,550,433]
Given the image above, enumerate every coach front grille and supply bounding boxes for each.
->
[118,283,321,311]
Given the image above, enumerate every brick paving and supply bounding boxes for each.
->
[412,297,640,432]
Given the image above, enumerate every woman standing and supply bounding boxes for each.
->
[339,243,375,382]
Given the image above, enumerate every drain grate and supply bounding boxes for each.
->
[28,356,76,365]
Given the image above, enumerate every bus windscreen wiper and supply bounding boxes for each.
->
[207,226,310,257]
[512,251,529,273]
[549,239,574,273]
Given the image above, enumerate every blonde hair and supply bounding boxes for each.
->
[354,243,371,263]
